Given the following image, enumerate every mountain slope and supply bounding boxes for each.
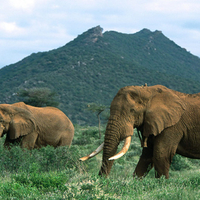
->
[0,26,200,125]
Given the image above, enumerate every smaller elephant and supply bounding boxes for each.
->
[0,102,74,149]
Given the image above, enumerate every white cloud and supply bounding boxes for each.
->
[9,0,35,11]
[0,22,24,37]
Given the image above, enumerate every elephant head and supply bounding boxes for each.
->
[80,85,186,177]
[0,104,35,142]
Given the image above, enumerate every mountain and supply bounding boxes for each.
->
[1,25,200,125]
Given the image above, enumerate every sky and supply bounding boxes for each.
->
[1,0,200,68]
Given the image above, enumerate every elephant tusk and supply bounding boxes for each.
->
[143,137,148,148]
[108,136,131,161]
[79,142,104,161]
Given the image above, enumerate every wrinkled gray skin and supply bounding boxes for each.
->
[0,102,74,149]
[98,84,200,179]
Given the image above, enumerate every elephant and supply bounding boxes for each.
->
[0,102,74,149]
[80,84,200,179]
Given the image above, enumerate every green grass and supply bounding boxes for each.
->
[1,126,200,199]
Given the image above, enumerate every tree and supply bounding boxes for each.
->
[18,87,59,107]
[87,103,109,139]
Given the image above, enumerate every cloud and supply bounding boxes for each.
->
[9,0,36,11]
[0,22,22,34]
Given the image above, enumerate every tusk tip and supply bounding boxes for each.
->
[79,156,89,161]
[79,142,104,162]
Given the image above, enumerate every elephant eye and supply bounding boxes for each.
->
[130,108,135,112]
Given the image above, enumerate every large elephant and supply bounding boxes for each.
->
[80,84,200,179]
[0,102,74,149]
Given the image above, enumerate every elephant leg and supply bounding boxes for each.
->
[153,150,174,179]
[58,135,72,147]
[153,147,177,179]
[154,159,170,179]
[21,131,38,149]
[153,133,179,179]
[133,147,154,178]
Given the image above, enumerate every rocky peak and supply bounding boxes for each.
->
[74,26,103,45]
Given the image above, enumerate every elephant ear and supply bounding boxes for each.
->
[9,109,35,140]
[143,88,186,137]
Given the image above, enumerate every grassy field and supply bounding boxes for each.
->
[1,125,200,199]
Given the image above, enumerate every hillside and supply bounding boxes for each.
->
[0,25,200,125]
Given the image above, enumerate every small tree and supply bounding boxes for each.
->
[87,103,108,139]
[18,87,59,107]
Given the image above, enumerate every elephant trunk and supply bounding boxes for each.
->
[99,119,133,177]
[99,131,119,176]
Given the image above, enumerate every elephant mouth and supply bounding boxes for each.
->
[79,136,131,161]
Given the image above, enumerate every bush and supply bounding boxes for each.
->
[13,171,68,191]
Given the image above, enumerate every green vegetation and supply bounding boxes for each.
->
[1,126,200,199]
[17,87,59,107]
[1,26,200,125]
